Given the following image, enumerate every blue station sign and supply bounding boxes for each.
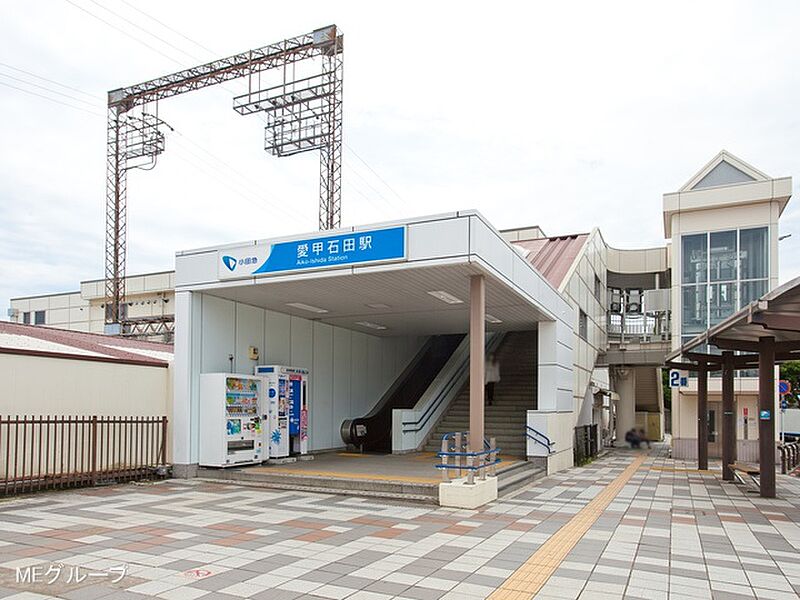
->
[217,226,406,280]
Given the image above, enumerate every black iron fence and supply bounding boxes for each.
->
[1,415,168,496]
[574,424,599,465]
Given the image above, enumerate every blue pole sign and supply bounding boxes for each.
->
[759,409,771,420]
[217,226,406,280]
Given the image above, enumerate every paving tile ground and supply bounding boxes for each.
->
[0,444,798,600]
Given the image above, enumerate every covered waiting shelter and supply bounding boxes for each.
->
[665,276,800,498]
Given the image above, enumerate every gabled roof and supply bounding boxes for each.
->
[679,150,770,192]
[512,234,589,289]
[0,321,172,367]
[663,150,792,237]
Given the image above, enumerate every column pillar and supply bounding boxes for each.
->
[758,336,776,498]
[469,275,485,454]
[614,368,636,445]
[721,352,735,481]
[172,290,196,477]
[697,361,708,471]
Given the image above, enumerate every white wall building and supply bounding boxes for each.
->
[8,271,174,341]
[664,151,792,460]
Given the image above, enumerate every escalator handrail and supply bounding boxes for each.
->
[400,333,505,434]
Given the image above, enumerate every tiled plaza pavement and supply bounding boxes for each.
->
[0,445,798,600]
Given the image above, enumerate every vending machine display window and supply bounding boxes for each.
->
[199,373,267,467]
[255,365,310,458]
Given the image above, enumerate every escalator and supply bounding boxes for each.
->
[340,334,465,452]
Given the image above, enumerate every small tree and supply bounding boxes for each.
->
[780,361,800,407]
[661,368,672,411]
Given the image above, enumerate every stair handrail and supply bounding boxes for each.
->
[401,333,505,446]
[526,424,555,454]
[400,332,505,435]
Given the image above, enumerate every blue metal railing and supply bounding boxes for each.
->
[526,425,555,454]
[437,433,502,454]
[435,432,502,480]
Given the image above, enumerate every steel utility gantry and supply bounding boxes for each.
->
[104,25,343,335]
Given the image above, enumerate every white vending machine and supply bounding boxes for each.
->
[199,373,268,467]
[254,365,309,458]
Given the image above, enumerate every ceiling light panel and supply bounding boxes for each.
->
[355,321,388,331]
[286,302,328,314]
[427,290,463,305]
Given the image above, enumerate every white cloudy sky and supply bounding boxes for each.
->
[2,1,800,313]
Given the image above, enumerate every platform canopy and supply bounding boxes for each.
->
[666,275,800,369]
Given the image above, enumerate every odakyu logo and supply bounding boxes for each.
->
[222,255,237,272]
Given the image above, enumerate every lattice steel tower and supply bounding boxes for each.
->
[104,25,343,335]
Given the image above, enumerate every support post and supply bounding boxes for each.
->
[697,361,708,471]
[441,438,449,482]
[160,416,168,466]
[454,432,462,477]
[90,416,98,486]
[469,275,485,454]
[758,336,776,498]
[721,352,735,481]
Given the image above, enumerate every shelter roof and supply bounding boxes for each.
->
[666,276,800,367]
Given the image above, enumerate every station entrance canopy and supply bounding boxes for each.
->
[174,211,571,338]
[172,211,575,486]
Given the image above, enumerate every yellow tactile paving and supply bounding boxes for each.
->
[248,467,442,484]
[488,453,648,600]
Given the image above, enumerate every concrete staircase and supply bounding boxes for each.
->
[634,366,661,413]
[423,330,538,457]
[198,457,544,503]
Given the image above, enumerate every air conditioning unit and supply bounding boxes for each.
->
[7,308,18,319]
[626,289,643,314]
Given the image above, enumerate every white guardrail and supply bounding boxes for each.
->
[391,333,504,453]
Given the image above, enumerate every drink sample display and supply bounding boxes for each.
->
[199,373,267,467]
[254,365,310,458]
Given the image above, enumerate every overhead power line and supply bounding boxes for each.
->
[0,80,103,117]
[117,0,218,58]
[63,0,405,226]
[62,0,184,67]
[343,156,402,213]
[169,139,306,223]
[0,71,100,107]
[345,143,406,203]
[0,61,98,98]
[95,0,406,219]
[87,0,200,63]
[0,61,306,222]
